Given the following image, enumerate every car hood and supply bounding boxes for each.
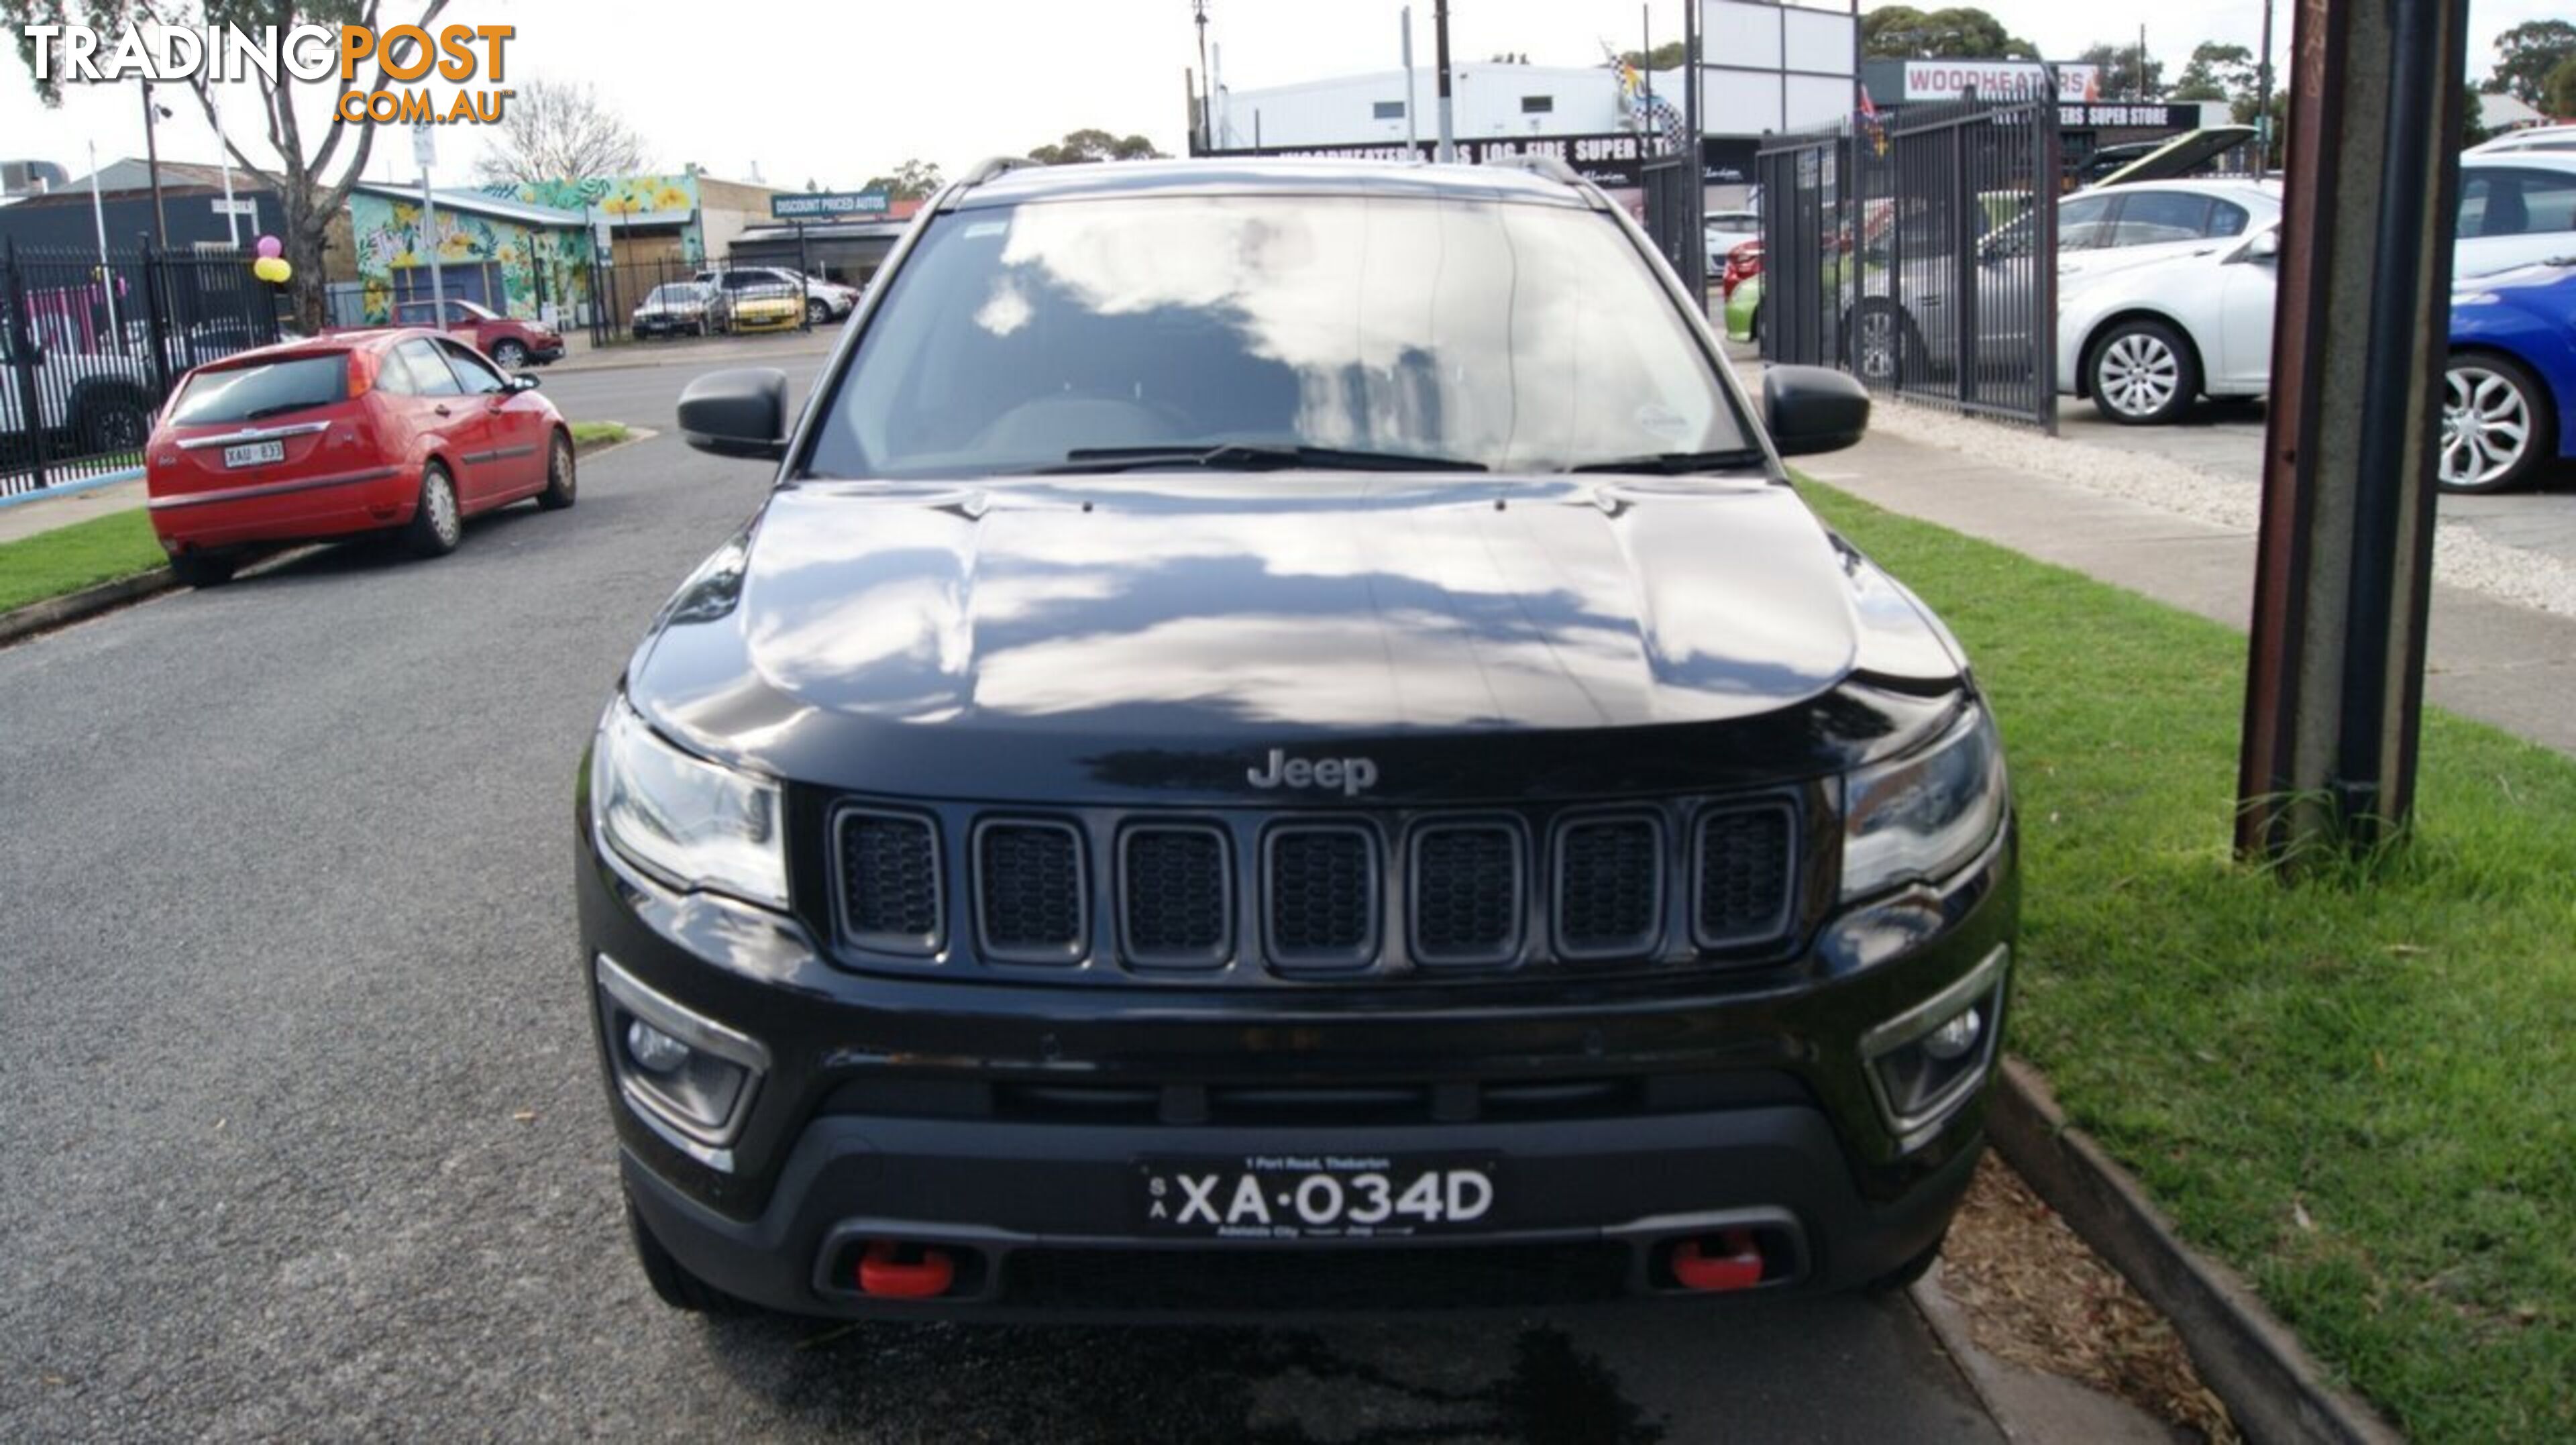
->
[629,474,1968,804]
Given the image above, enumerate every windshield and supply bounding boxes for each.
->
[166,354,347,425]
[647,285,700,304]
[806,193,1751,478]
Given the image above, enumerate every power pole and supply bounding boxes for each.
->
[1434,0,1456,162]
[139,81,168,252]
[2236,0,2475,864]
[2136,25,2149,101]
[1193,1,1213,154]
[2255,0,2277,173]
[1640,6,1656,152]
[1401,7,1421,154]
[1684,0,1705,303]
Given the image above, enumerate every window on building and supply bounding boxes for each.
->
[1521,95,1554,114]
[1373,100,1405,120]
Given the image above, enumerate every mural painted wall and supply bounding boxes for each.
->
[481,174,707,263]
[346,191,594,324]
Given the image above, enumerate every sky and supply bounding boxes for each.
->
[1,0,2561,195]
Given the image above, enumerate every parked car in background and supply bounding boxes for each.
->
[694,266,856,325]
[2443,260,2575,492]
[1704,209,1761,262]
[2454,154,2576,276]
[144,329,576,586]
[724,284,804,333]
[2468,124,2576,158]
[633,282,731,339]
[388,298,566,369]
[0,331,156,460]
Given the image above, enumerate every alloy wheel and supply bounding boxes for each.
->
[2097,333,2180,419]
[2440,364,2531,489]
[493,341,527,368]
[427,472,460,546]
[1854,308,1901,385]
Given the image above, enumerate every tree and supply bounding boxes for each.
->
[2546,55,2576,120]
[861,158,943,201]
[2168,42,2255,105]
[1025,129,1164,165]
[1860,7,2039,60]
[2075,41,2164,101]
[2488,19,2576,107]
[7,0,447,331]
[470,78,647,188]
[1617,41,1686,70]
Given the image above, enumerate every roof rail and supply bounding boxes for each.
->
[1481,154,1585,186]
[961,156,1040,186]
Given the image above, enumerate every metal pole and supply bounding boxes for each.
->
[2137,24,2149,102]
[1402,7,1419,154]
[2255,0,2277,174]
[211,88,239,248]
[140,81,168,252]
[1684,0,1705,303]
[421,171,446,320]
[1434,0,1456,162]
[2235,0,2473,863]
[1641,6,1656,153]
[1193,1,1213,153]
[87,140,121,344]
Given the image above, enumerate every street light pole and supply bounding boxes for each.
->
[1402,7,1419,155]
[1193,1,1212,154]
[1434,0,1456,162]
[140,80,168,252]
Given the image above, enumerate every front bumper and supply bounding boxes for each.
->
[580,815,2017,1318]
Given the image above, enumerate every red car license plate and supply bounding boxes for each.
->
[223,441,285,469]
[1138,1154,1497,1240]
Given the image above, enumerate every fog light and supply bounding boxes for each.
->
[1860,946,2009,1153]
[625,1018,691,1074]
[1921,1004,1982,1062]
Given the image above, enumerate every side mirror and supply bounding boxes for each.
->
[507,373,541,392]
[1764,365,1871,458]
[2247,230,2281,262]
[678,367,790,462]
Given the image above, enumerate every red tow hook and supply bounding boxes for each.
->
[1670,1230,1766,1293]
[857,1239,956,1299]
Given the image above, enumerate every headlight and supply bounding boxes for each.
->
[591,698,788,908]
[1841,703,2008,901]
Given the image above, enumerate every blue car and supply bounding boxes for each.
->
[2447,260,2575,492]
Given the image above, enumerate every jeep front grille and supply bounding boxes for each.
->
[824,796,1803,979]
[1120,824,1231,967]
[975,820,1087,963]
[833,808,943,954]
[1265,824,1381,968]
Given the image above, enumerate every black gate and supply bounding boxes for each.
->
[3,238,282,500]
[1757,93,2061,430]
[1640,152,1706,308]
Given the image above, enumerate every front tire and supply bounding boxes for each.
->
[536,430,577,511]
[1847,301,1918,388]
[2088,319,2199,426]
[2440,351,2554,494]
[402,460,463,559]
[627,1200,747,1315]
[490,338,529,370]
[805,298,830,325]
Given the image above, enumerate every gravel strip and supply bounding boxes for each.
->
[1870,400,2576,621]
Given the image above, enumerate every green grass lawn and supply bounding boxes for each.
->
[1801,482,2576,1442]
[570,421,633,449]
[0,509,167,614]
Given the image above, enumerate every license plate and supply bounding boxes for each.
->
[223,441,285,469]
[1138,1154,1498,1240]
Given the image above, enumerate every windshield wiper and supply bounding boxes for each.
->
[237,401,325,422]
[1564,448,1768,475]
[1042,443,1487,474]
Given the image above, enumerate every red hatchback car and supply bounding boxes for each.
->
[145,329,576,586]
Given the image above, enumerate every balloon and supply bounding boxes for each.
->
[255,235,283,259]
[252,256,292,284]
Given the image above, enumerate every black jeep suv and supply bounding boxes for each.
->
[578,158,2017,1318]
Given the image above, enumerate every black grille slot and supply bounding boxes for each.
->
[1265,826,1379,968]
[1695,805,1796,947]
[1554,815,1664,959]
[1006,1241,1630,1312]
[835,809,942,954]
[976,820,1087,963]
[1411,824,1523,965]
[1121,826,1231,967]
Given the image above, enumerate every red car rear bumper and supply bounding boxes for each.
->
[148,463,419,552]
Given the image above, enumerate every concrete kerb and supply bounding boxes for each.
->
[0,427,659,648]
[1988,1058,2406,1445]
[0,466,145,511]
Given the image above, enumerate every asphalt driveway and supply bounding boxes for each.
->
[0,362,2005,1442]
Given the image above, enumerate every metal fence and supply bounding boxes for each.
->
[1758,93,2061,430]
[3,238,282,500]
[1639,152,1707,307]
